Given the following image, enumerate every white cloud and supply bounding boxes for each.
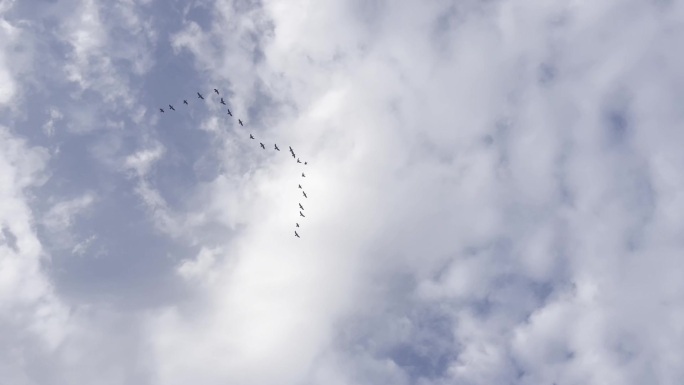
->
[176,246,220,283]
[148,0,684,384]
[124,143,165,178]
[0,127,71,379]
[0,18,18,104]
[60,0,156,106]
[42,193,96,233]
[42,107,64,137]
[40,192,97,253]
[2,0,684,384]
[71,234,97,256]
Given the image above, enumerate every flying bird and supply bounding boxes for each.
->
[302,173,306,177]
[299,203,304,210]
[220,97,226,105]
[214,88,219,95]
[296,223,300,228]
[303,191,307,198]
[300,211,305,218]
[295,231,300,238]
[197,92,204,99]
[238,119,243,126]
[169,105,175,111]
[298,184,302,189]
[183,100,188,105]
[291,153,296,159]
[250,134,254,139]
[305,162,308,165]
[227,109,232,116]
[297,158,301,163]
[260,142,265,149]
[274,144,280,151]
[159,108,164,113]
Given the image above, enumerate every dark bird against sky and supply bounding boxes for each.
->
[155,87,316,240]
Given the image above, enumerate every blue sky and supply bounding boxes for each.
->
[2,0,684,384]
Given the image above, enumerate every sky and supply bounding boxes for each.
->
[1,0,684,384]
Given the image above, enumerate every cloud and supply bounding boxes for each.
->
[42,192,96,233]
[0,18,19,104]
[0,126,71,381]
[3,0,684,384]
[60,0,156,105]
[124,143,165,178]
[40,192,97,253]
[148,1,684,384]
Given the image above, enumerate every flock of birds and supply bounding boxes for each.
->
[159,88,309,238]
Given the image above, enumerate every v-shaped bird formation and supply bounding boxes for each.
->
[159,89,309,238]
